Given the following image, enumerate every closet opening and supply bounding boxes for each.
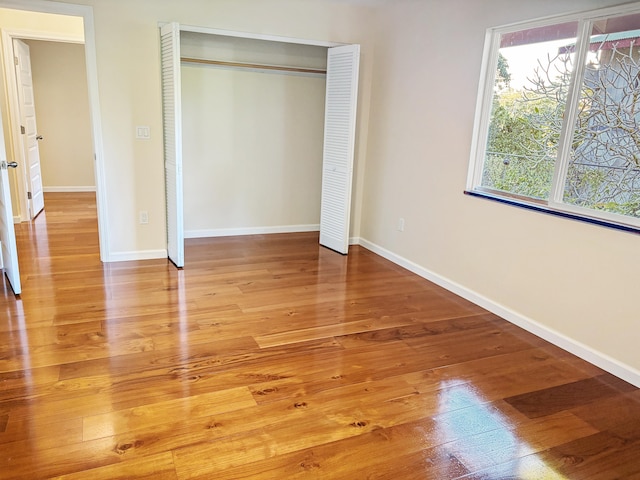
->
[160,23,360,267]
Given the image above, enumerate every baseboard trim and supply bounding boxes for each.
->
[357,237,640,388]
[107,249,167,262]
[13,215,20,224]
[44,186,96,193]
[185,224,320,239]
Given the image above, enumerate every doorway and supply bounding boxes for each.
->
[1,9,92,213]
[0,2,108,295]
[20,39,95,197]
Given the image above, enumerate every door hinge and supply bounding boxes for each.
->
[27,192,32,200]
[20,125,25,135]
[14,56,18,66]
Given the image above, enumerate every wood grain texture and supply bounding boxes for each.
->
[0,192,638,479]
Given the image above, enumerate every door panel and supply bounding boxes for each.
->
[0,112,21,295]
[319,44,360,254]
[160,23,184,268]
[14,39,44,219]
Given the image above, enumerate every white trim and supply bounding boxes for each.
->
[13,215,20,224]
[467,28,498,191]
[0,0,110,263]
[185,224,320,239]
[356,237,640,388]
[549,19,592,206]
[0,0,92,16]
[0,27,83,44]
[177,24,344,48]
[108,249,167,262]
[77,5,109,263]
[43,186,96,193]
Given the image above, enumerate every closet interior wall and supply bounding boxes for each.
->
[180,31,329,238]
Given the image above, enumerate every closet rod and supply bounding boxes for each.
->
[181,57,327,75]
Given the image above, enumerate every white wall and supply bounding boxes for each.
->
[182,66,326,236]
[180,33,326,236]
[362,0,640,383]
[26,39,94,191]
[180,31,328,69]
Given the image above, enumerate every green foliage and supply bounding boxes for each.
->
[496,52,511,88]
[484,89,561,199]
[483,45,640,219]
[483,155,554,199]
[564,163,640,217]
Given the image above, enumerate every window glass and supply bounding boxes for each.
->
[482,22,578,200]
[564,14,640,217]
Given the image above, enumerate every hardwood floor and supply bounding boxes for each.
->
[1,192,639,479]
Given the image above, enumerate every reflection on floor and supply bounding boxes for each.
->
[1,192,639,479]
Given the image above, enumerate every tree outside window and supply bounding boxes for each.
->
[470,9,640,226]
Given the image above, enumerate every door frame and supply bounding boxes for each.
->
[0,0,109,262]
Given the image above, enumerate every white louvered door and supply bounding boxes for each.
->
[160,22,184,267]
[319,44,360,254]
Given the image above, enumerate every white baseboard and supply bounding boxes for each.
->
[357,237,640,388]
[185,224,320,239]
[13,215,20,224]
[44,186,96,193]
[106,249,167,262]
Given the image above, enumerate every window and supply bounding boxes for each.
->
[467,4,640,229]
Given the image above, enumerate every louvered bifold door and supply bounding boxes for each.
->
[319,44,360,254]
[160,22,184,267]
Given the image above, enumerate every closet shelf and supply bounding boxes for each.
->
[181,57,327,75]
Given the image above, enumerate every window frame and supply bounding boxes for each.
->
[466,2,640,231]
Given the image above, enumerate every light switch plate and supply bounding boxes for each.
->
[136,126,150,139]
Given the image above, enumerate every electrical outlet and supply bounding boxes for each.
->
[139,211,149,224]
[397,217,405,232]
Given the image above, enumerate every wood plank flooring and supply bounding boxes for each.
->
[1,192,639,479]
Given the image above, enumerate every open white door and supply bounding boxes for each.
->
[0,110,21,295]
[14,39,44,219]
[160,22,184,268]
[319,44,360,255]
